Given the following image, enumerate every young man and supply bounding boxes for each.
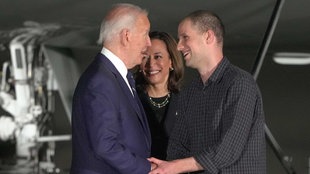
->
[149,10,266,174]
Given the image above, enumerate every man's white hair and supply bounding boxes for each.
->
[98,3,148,45]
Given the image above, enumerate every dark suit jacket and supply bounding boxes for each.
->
[70,53,151,174]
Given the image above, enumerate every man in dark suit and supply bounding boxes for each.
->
[70,3,156,174]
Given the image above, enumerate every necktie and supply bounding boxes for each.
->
[126,71,136,97]
[126,71,151,146]
[126,71,143,113]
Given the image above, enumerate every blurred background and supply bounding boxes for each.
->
[0,0,310,173]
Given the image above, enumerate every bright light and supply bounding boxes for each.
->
[273,52,310,65]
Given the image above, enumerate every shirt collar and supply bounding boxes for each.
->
[206,57,229,84]
[101,47,128,79]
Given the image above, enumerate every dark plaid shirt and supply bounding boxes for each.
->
[167,57,266,174]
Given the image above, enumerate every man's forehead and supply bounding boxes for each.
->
[136,14,150,29]
[178,20,192,33]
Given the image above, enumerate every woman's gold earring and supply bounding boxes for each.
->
[170,67,174,71]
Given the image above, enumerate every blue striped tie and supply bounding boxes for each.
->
[126,71,136,97]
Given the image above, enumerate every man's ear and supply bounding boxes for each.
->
[120,28,130,46]
[204,30,215,44]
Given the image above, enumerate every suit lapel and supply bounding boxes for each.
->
[97,54,151,146]
[115,74,151,145]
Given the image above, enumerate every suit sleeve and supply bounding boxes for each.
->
[82,79,150,174]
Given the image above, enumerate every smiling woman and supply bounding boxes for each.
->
[134,31,184,160]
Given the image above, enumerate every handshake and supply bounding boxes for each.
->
[148,157,202,174]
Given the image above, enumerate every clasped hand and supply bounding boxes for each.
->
[148,157,178,174]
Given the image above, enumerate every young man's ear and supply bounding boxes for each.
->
[204,30,215,44]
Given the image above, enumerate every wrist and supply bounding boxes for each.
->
[173,157,203,173]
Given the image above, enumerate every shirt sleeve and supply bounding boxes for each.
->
[194,76,259,173]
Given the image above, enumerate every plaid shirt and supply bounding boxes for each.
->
[167,57,266,174]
